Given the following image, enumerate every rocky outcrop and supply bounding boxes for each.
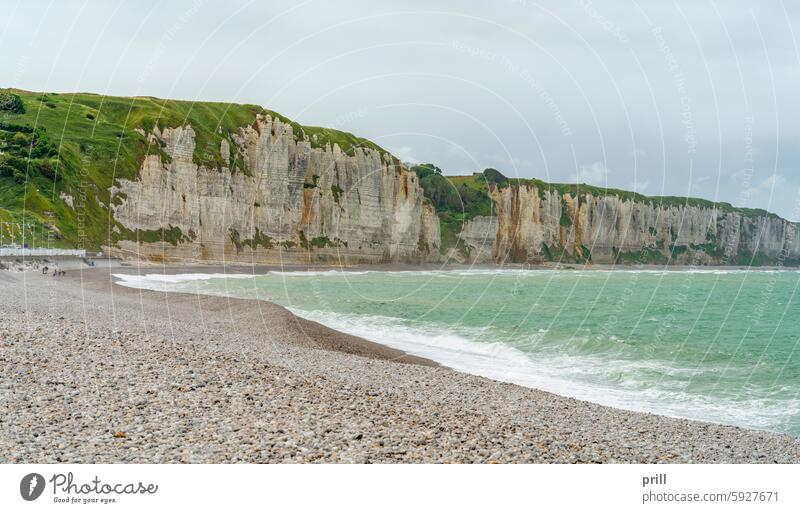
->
[458,215,499,263]
[104,114,797,267]
[459,183,800,265]
[108,115,440,264]
[11,87,794,267]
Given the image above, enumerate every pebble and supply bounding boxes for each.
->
[1,268,799,463]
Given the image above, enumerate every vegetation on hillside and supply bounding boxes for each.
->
[439,171,781,219]
[0,91,25,114]
[0,87,790,262]
[0,88,393,250]
[410,166,791,262]
[410,163,496,251]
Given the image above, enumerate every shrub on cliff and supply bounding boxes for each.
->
[419,172,461,211]
[29,129,57,158]
[11,131,29,146]
[35,159,59,181]
[0,155,28,183]
[411,163,442,179]
[0,90,25,114]
[482,168,508,187]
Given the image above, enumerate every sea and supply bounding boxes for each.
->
[114,268,800,436]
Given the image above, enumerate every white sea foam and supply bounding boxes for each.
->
[114,270,800,434]
[287,308,799,432]
[113,273,255,291]
[268,270,371,276]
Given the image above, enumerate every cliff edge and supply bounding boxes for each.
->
[1,89,796,267]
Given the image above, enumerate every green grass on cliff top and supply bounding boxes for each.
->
[0,89,786,252]
[437,171,781,220]
[411,166,785,253]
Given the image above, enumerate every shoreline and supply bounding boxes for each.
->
[2,253,797,275]
[2,265,799,463]
[82,265,437,367]
[109,264,800,435]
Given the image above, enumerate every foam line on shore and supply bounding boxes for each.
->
[284,308,798,434]
[112,270,800,435]
[112,273,255,291]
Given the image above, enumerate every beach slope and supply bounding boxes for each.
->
[1,267,798,463]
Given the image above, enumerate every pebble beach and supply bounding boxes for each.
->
[1,266,799,463]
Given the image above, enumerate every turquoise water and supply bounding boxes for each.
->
[115,269,800,435]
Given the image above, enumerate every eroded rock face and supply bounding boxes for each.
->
[460,184,800,265]
[459,215,499,263]
[109,115,440,264]
[106,116,797,266]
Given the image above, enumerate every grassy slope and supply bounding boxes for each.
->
[0,89,392,250]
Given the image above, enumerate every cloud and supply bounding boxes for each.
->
[758,174,786,190]
[576,162,609,185]
[393,146,418,164]
[628,179,649,192]
[744,174,786,198]
[507,156,531,169]
[2,0,798,219]
[629,148,648,159]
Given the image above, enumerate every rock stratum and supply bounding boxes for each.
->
[111,116,440,264]
[459,183,800,265]
[1,89,798,266]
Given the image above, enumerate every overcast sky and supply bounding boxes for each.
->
[3,0,799,220]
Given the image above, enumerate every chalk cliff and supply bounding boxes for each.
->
[108,124,799,267]
[109,114,440,264]
[3,89,794,267]
[457,182,800,266]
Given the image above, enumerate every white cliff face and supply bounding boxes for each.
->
[460,183,800,265]
[109,114,440,264]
